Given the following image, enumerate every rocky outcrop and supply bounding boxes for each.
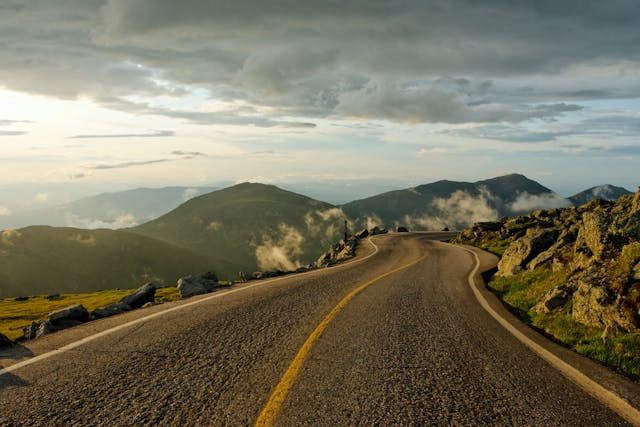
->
[355,228,369,239]
[315,237,358,268]
[24,304,90,340]
[118,282,156,309]
[497,228,559,276]
[534,284,575,314]
[177,272,218,298]
[456,186,640,334]
[91,301,132,319]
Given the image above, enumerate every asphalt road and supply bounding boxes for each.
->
[0,233,637,426]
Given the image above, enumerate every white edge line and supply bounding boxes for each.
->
[1,237,380,377]
[460,246,640,427]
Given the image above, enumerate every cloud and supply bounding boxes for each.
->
[64,213,139,229]
[181,187,200,201]
[0,130,26,136]
[86,159,170,170]
[171,150,205,157]
[403,189,500,230]
[509,192,572,213]
[70,130,174,139]
[1,0,638,127]
[254,223,304,272]
[0,206,11,216]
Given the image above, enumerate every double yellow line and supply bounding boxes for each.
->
[255,252,429,426]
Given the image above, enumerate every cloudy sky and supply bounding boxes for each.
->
[1,0,639,209]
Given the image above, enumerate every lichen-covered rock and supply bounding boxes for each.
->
[534,284,575,313]
[571,282,633,331]
[498,228,558,276]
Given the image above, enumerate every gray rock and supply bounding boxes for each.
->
[90,301,132,319]
[48,304,89,325]
[498,228,559,276]
[534,284,575,313]
[0,332,14,349]
[252,271,263,280]
[355,228,369,239]
[35,320,55,339]
[118,282,156,309]
[141,302,155,309]
[177,272,218,298]
[572,282,634,331]
[23,322,39,340]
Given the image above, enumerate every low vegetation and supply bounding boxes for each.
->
[0,287,181,342]
[488,271,640,381]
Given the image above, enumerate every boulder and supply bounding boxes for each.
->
[370,226,388,235]
[0,332,14,349]
[571,282,635,331]
[91,301,132,319]
[633,261,640,281]
[576,211,613,260]
[355,228,369,239]
[23,320,56,340]
[118,282,156,309]
[534,284,575,313]
[48,304,89,325]
[177,272,218,298]
[498,228,559,276]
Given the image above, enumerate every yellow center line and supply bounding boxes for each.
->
[254,252,429,427]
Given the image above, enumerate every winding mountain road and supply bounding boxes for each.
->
[1,233,639,426]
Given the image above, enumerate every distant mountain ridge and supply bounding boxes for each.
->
[569,184,632,206]
[0,186,218,230]
[3,175,635,299]
[341,174,571,230]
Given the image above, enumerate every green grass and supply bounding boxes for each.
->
[488,269,640,382]
[488,269,568,318]
[0,286,181,342]
[478,239,511,257]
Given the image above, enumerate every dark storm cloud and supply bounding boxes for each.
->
[1,0,639,125]
[70,130,174,139]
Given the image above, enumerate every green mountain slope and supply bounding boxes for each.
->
[0,226,213,298]
[342,174,570,230]
[131,183,347,278]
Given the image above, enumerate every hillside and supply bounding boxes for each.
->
[342,174,570,230]
[569,184,632,206]
[131,183,347,278]
[455,187,640,380]
[0,226,213,298]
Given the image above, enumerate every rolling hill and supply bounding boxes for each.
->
[0,226,213,298]
[569,184,632,206]
[341,174,571,230]
[131,183,348,278]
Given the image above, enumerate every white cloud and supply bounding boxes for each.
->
[0,206,10,216]
[509,192,571,213]
[254,223,304,271]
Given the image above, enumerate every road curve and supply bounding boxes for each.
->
[1,233,638,426]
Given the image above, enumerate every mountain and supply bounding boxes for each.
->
[131,183,347,279]
[0,226,213,299]
[569,184,632,206]
[341,174,571,230]
[0,186,218,230]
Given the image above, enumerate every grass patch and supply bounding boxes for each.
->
[488,269,568,315]
[487,268,640,382]
[0,286,181,342]
[479,239,511,257]
[533,313,640,381]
